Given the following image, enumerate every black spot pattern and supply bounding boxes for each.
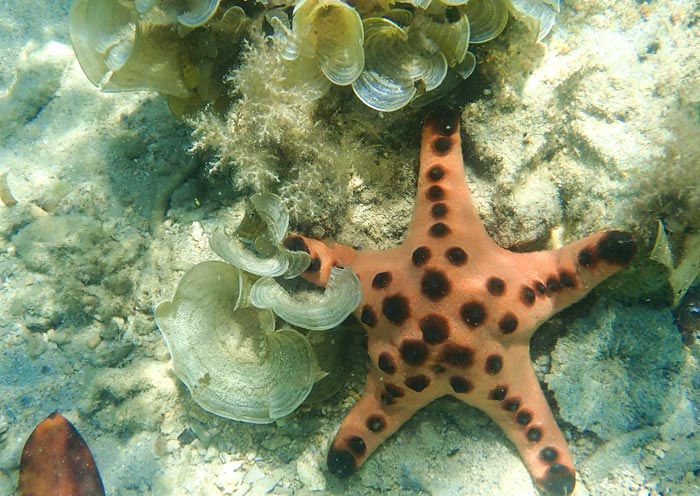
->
[559,270,576,288]
[521,285,536,306]
[378,352,396,374]
[498,313,519,334]
[372,272,392,289]
[516,410,532,425]
[535,281,546,294]
[450,376,473,393]
[432,364,446,374]
[431,203,448,219]
[367,415,386,432]
[433,137,451,154]
[489,386,508,401]
[421,269,451,300]
[527,427,543,442]
[578,247,596,267]
[597,230,637,265]
[361,305,377,327]
[348,436,367,455]
[405,375,430,392]
[428,166,445,181]
[400,340,429,366]
[382,295,410,324]
[307,257,321,273]
[503,399,520,412]
[412,246,431,267]
[540,447,559,463]
[485,354,503,375]
[429,222,451,237]
[283,236,310,254]
[487,277,506,296]
[439,344,473,367]
[446,247,468,266]
[546,276,561,292]
[327,449,356,478]
[430,109,459,136]
[460,302,486,327]
[419,314,450,344]
[540,464,576,496]
[427,185,444,200]
[385,383,405,398]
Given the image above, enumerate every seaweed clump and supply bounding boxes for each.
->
[155,194,362,422]
[70,0,253,116]
[635,85,700,234]
[69,0,565,226]
[191,36,381,225]
[69,0,561,113]
[631,83,700,305]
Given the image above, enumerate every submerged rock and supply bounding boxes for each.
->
[546,300,685,440]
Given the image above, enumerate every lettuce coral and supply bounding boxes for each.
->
[70,0,561,113]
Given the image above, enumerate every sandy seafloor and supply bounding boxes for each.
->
[1,0,700,495]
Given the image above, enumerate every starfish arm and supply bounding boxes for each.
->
[509,229,638,335]
[543,229,637,311]
[283,235,357,286]
[406,110,499,252]
[457,345,576,495]
[326,371,434,478]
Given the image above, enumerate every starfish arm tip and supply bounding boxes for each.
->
[283,234,357,286]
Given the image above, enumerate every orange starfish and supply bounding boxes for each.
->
[284,109,637,495]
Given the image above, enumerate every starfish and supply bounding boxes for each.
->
[283,109,637,495]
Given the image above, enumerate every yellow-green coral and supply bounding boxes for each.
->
[70,0,561,112]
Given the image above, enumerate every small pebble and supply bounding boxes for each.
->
[28,203,48,218]
[217,461,244,492]
[310,226,325,239]
[261,435,290,450]
[86,333,101,349]
[46,328,70,345]
[191,221,204,241]
[296,454,326,491]
[204,445,219,462]
[243,464,265,484]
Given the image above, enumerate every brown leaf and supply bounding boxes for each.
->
[19,412,105,496]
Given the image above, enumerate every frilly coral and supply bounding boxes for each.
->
[210,193,311,278]
[155,261,319,423]
[155,194,362,422]
[70,0,561,113]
